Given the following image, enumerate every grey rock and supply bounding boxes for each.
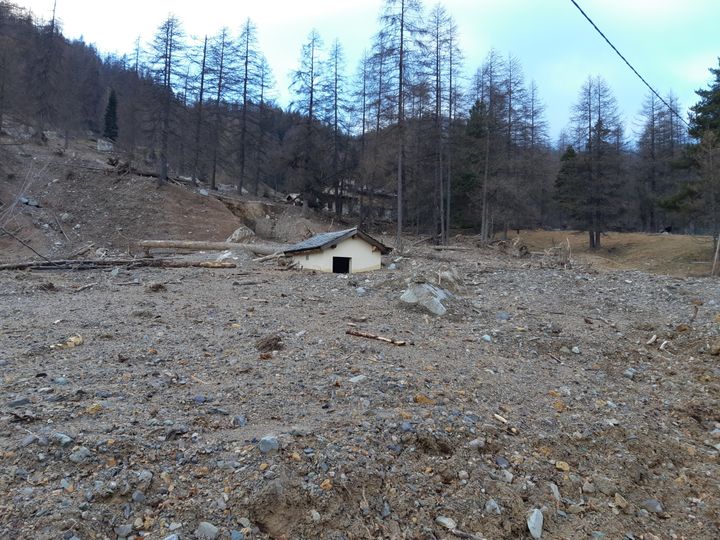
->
[400,421,413,432]
[400,283,452,316]
[53,433,74,447]
[349,375,367,384]
[641,498,663,514]
[230,532,244,540]
[114,524,133,537]
[623,368,637,380]
[496,311,511,322]
[500,470,514,484]
[527,508,544,539]
[226,224,255,243]
[495,456,510,469]
[571,346,581,354]
[164,535,180,540]
[9,397,30,407]
[69,446,91,463]
[458,470,469,480]
[137,470,153,484]
[356,287,367,296]
[485,499,501,514]
[549,482,561,502]
[195,521,219,540]
[435,516,457,530]
[381,501,391,518]
[132,490,145,503]
[258,435,279,453]
[482,334,493,343]
[468,437,486,450]
[21,434,39,447]
[232,415,248,427]
[54,377,69,385]
[238,517,251,528]
[582,481,596,493]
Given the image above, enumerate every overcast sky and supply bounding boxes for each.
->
[15,0,720,141]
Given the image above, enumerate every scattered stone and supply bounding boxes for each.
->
[349,374,367,383]
[435,516,457,530]
[232,415,248,427]
[230,531,244,540]
[582,480,596,494]
[114,524,133,537]
[9,397,30,407]
[549,482,561,502]
[641,499,663,514]
[20,434,39,447]
[400,421,414,432]
[458,470,469,481]
[571,346,581,354]
[356,287,367,296]
[555,460,570,472]
[495,456,511,469]
[485,499,501,514]
[482,334,493,342]
[614,493,629,509]
[500,470,514,484]
[195,521,219,540]
[468,437,486,451]
[164,535,180,540]
[527,508,544,539]
[310,509,321,522]
[69,446,91,463]
[258,435,279,453]
[623,368,637,380]
[132,490,145,503]
[255,334,283,353]
[52,433,73,447]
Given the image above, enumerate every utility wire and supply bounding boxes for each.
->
[569,0,691,128]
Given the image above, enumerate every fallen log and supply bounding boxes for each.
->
[137,239,281,256]
[345,328,407,346]
[0,258,237,271]
[431,245,472,252]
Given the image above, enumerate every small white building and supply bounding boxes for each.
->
[284,228,391,273]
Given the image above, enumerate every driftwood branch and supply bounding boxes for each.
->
[0,258,236,271]
[137,239,281,256]
[346,329,407,346]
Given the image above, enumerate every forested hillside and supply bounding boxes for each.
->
[1,1,718,247]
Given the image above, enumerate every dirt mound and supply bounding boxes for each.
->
[0,132,339,261]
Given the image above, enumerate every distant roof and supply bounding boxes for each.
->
[284,228,391,255]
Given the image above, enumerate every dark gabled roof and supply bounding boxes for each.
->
[284,227,392,255]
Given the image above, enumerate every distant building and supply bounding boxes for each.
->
[284,228,391,273]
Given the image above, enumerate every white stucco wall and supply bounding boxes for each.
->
[291,236,382,273]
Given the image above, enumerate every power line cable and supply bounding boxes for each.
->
[569,0,691,128]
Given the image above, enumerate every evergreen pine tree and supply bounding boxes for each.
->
[689,58,720,139]
[103,89,118,141]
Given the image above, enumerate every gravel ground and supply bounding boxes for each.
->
[1,247,719,540]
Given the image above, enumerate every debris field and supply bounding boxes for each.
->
[0,247,719,540]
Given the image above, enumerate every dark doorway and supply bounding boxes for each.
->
[332,256,351,274]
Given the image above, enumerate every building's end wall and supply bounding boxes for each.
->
[291,237,382,273]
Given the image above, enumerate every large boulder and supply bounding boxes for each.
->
[226,224,255,243]
[400,283,453,316]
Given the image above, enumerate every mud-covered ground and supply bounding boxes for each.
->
[1,248,719,540]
